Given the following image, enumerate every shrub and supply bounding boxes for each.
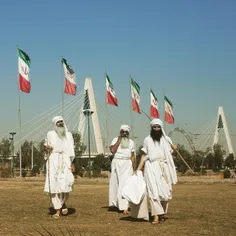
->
[223,169,231,178]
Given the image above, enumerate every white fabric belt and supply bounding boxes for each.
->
[114,156,130,160]
[52,150,64,154]
[148,158,166,163]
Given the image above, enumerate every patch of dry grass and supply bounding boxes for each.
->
[0,177,236,236]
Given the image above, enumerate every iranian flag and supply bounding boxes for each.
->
[164,96,174,124]
[106,73,118,106]
[62,58,76,95]
[131,78,141,114]
[150,89,159,118]
[18,48,31,93]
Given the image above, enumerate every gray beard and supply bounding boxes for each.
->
[120,137,130,149]
[55,126,66,139]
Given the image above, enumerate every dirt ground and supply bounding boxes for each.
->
[0,176,236,236]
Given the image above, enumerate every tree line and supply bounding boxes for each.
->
[0,132,235,177]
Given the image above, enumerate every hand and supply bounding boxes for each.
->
[171,144,178,151]
[71,163,75,173]
[45,146,53,155]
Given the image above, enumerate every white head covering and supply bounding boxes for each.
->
[120,124,131,132]
[150,118,167,137]
[52,116,68,132]
[52,116,64,125]
[150,118,164,128]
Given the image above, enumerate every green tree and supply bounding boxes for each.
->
[174,145,192,173]
[224,153,235,169]
[30,140,45,175]
[92,154,106,177]
[21,141,31,168]
[192,150,204,172]
[204,144,224,171]
[0,138,11,161]
[72,131,86,156]
[72,131,86,174]
[93,154,106,171]
[213,144,224,171]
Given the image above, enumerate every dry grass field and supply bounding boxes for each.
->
[0,176,236,236]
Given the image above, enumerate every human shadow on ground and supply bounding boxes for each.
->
[101,206,124,213]
[48,207,76,216]
[119,216,148,222]
[120,213,169,223]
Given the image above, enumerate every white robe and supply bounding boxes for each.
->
[109,137,135,211]
[142,135,177,201]
[44,130,75,194]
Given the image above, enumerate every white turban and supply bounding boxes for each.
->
[150,118,164,128]
[120,124,131,132]
[52,116,64,125]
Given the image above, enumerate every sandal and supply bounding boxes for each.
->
[52,213,60,219]
[61,208,68,215]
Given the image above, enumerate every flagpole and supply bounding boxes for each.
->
[18,90,22,177]
[149,88,151,119]
[129,75,134,138]
[61,56,64,117]
[163,91,166,131]
[141,109,151,121]
[17,46,22,178]
[104,70,109,155]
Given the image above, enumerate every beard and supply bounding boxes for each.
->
[150,129,163,142]
[120,137,130,149]
[55,126,66,139]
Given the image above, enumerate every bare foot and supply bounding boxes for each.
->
[152,215,159,224]
[151,220,159,224]
[123,210,129,215]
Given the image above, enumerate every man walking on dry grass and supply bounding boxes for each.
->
[109,124,136,215]
[136,118,177,224]
[44,116,75,218]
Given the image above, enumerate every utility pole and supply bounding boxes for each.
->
[31,141,34,170]
[9,132,16,178]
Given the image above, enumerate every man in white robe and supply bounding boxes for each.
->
[109,124,135,215]
[137,118,177,224]
[44,116,75,218]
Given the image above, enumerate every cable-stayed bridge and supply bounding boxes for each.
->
[2,78,236,159]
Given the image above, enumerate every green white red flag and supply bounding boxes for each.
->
[150,89,159,118]
[18,48,31,93]
[131,78,141,114]
[106,73,118,106]
[62,58,76,95]
[164,96,174,124]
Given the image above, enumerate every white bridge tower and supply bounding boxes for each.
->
[213,106,234,156]
[78,78,104,154]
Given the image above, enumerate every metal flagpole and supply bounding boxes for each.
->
[163,91,166,131]
[61,57,64,117]
[17,46,22,178]
[105,71,109,155]
[18,89,22,177]
[129,75,134,138]
[31,141,34,170]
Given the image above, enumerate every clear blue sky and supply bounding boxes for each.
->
[0,0,235,149]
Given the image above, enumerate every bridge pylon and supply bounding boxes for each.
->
[78,78,104,154]
[213,106,234,156]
